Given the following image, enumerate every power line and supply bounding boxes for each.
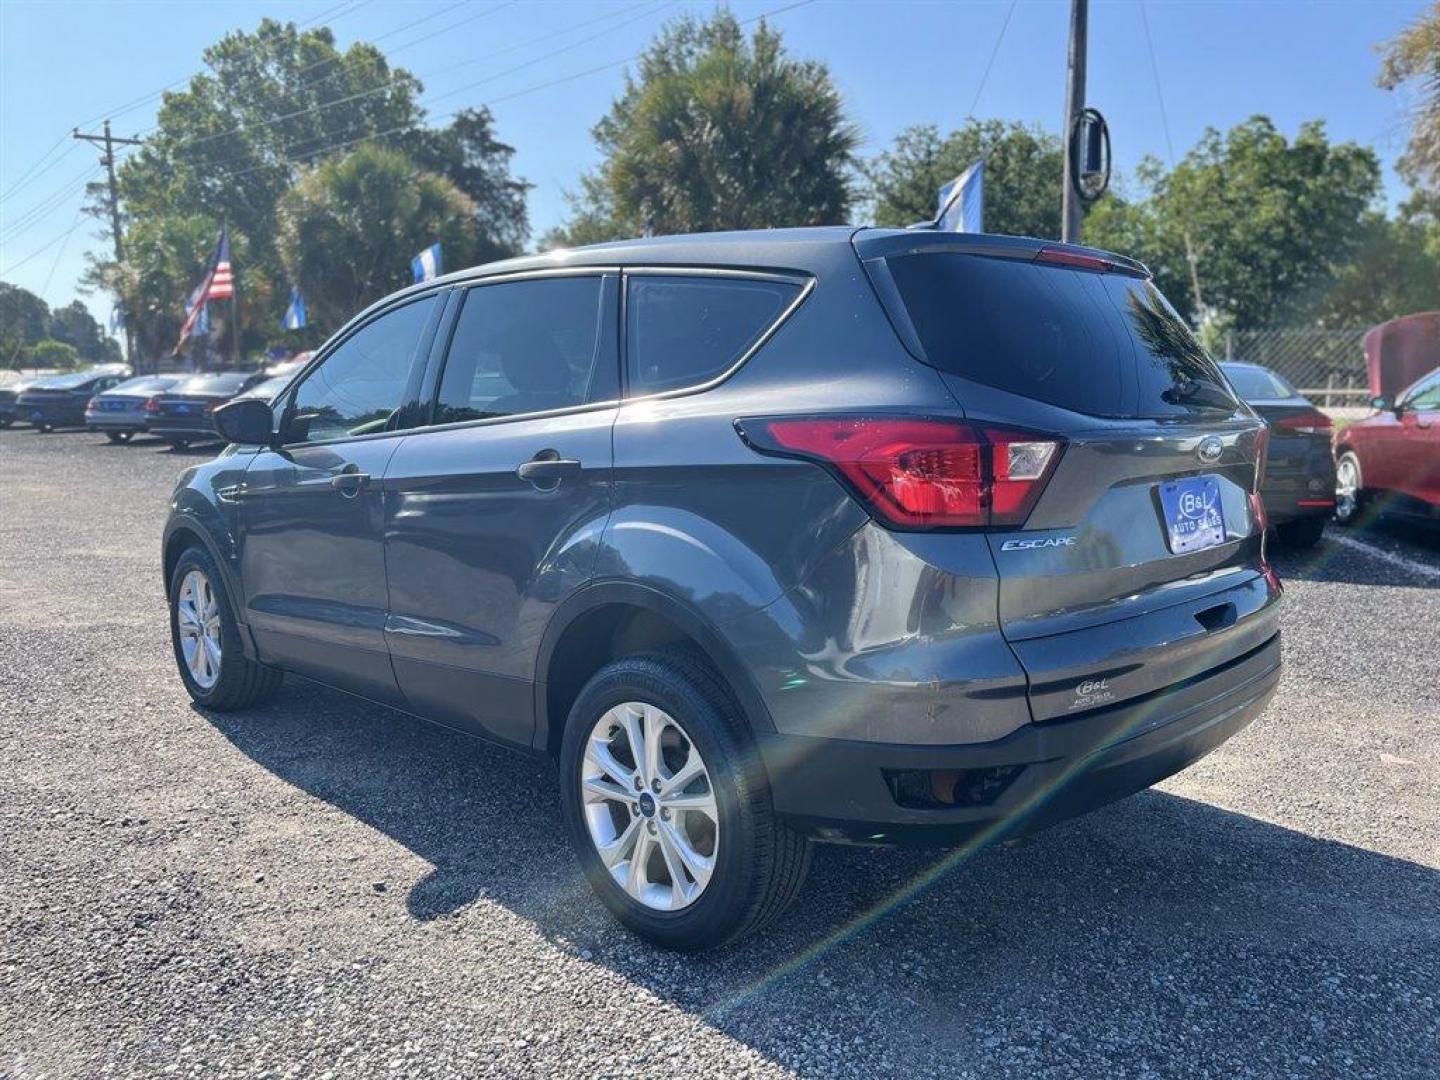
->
[1,135,77,203]
[1,164,103,244]
[0,212,93,278]
[965,0,1018,120]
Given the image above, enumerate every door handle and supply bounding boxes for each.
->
[517,454,582,486]
[330,470,370,497]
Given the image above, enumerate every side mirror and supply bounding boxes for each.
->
[213,396,277,446]
[1369,395,1394,412]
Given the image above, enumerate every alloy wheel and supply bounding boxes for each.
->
[176,569,222,689]
[580,701,719,911]
[1335,455,1360,523]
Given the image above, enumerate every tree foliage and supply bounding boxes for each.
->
[548,12,857,247]
[277,145,479,329]
[86,18,527,360]
[25,339,81,371]
[1,282,119,369]
[1377,2,1440,195]
[1085,118,1383,329]
[866,120,1062,238]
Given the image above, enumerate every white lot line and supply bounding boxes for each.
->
[1328,532,1440,582]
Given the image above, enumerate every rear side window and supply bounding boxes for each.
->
[886,254,1237,419]
[435,275,615,424]
[625,275,800,395]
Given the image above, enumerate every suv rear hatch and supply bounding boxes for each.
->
[855,231,1278,722]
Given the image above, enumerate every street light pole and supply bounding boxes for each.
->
[1060,0,1088,244]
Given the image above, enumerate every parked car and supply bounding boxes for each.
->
[231,374,293,404]
[15,363,132,432]
[1219,362,1335,548]
[0,375,49,428]
[85,375,184,443]
[144,371,266,448]
[163,228,1281,949]
[1334,366,1440,527]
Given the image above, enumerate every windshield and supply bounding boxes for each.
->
[244,377,291,400]
[34,372,100,390]
[886,253,1239,419]
[173,373,254,394]
[1220,364,1297,401]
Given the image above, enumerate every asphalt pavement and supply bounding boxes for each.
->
[1,428,1436,1079]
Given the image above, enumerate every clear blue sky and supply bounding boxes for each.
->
[0,0,1428,328]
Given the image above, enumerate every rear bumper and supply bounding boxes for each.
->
[86,412,145,431]
[759,632,1281,846]
[18,404,85,426]
[144,418,221,439]
[1262,458,1336,523]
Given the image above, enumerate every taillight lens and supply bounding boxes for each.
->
[1270,410,1332,435]
[143,396,161,413]
[737,416,1063,529]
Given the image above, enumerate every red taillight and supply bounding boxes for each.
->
[1253,425,1270,491]
[737,416,1063,529]
[1270,410,1332,435]
[143,396,161,413]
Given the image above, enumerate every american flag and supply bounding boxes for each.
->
[207,231,234,300]
[174,228,233,353]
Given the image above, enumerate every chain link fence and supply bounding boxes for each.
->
[1222,327,1370,405]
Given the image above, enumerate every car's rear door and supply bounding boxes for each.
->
[381,272,619,748]
[862,238,1277,723]
[236,293,443,705]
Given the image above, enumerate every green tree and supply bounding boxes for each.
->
[277,144,480,328]
[866,120,1063,238]
[26,339,80,371]
[47,300,117,361]
[1,282,51,368]
[87,18,527,356]
[1086,117,1381,328]
[1377,3,1440,197]
[548,12,858,247]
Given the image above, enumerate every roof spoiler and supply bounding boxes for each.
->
[852,229,1150,279]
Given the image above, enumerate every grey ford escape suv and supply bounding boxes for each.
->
[163,228,1282,950]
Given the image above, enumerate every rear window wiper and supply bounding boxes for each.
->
[1163,380,1236,411]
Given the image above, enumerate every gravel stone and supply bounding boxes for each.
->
[1,429,1437,1079]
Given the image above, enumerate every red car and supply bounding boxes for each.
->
[1334,366,1440,526]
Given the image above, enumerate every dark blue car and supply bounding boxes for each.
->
[162,228,1281,949]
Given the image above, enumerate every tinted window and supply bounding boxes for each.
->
[36,372,101,390]
[289,296,434,443]
[887,254,1237,419]
[1403,370,1440,410]
[626,275,800,395]
[435,276,613,424]
[1220,364,1297,401]
[175,373,255,395]
[109,376,177,395]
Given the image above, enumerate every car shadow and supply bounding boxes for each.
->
[204,679,1439,1074]
[1273,519,1440,588]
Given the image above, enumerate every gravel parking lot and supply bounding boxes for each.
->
[2,429,1437,1079]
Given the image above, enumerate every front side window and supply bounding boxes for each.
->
[1401,370,1440,410]
[625,275,801,395]
[434,275,613,424]
[287,296,435,443]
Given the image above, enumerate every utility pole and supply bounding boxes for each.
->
[73,120,143,368]
[1060,0,1088,244]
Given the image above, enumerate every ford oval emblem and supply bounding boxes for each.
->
[1197,436,1224,464]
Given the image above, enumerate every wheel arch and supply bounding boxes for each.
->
[162,514,256,659]
[533,582,776,760]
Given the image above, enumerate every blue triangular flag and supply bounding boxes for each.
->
[411,242,442,283]
[282,286,307,330]
[937,159,984,233]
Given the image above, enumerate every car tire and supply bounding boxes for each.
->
[105,431,133,444]
[1276,516,1325,549]
[168,546,282,711]
[0,416,13,428]
[36,423,53,434]
[1334,451,1363,525]
[558,648,811,950]
[165,437,190,451]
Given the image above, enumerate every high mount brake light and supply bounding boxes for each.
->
[1035,246,1115,272]
[737,416,1063,529]
[1270,411,1333,435]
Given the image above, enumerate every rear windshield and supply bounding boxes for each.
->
[886,253,1237,419]
[35,372,99,390]
[110,376,177,395]
[1220,364,1297,401]
[174,373,253,394]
